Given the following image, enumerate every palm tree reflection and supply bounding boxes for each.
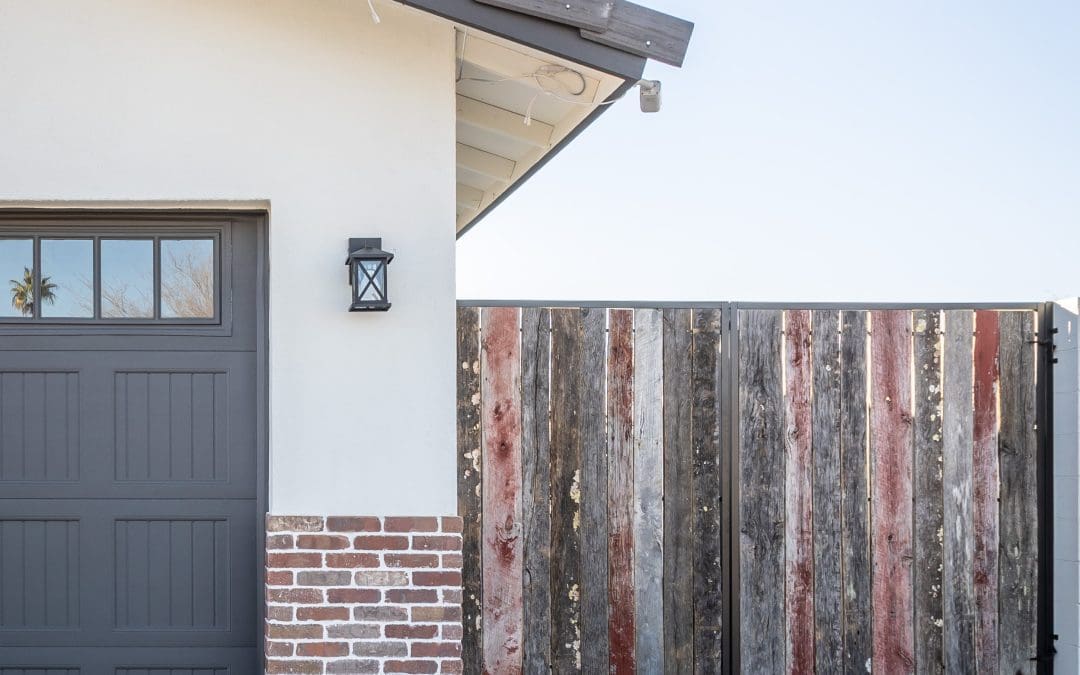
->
[10,268,56,316]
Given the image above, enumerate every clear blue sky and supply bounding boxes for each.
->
[457,1,1079,302]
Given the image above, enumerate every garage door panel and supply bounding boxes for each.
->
[0,646,256,675]
[0,371,80,483]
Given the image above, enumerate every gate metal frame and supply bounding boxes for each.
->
[458,299,1055,673]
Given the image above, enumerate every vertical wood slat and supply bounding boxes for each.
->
[633,309,664,675]
[870,310,915,673]
[811,310,842,674]
[783,310,814,675]
[693,309,723,672]
[580,308,609,673]
[998,311,1039,674]
[663,308,694,674]
[456,307,483,675]
[942,310,976,671]
[480,307,524,675]
[840,311,872,675]
[607,309,636,674]
[521,307,551,674]
[550,309,584,672]
[913,310,945,672]
[738,310,785,673]
[973,310,1000,675]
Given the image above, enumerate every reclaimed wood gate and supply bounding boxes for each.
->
[456,303,1052,674]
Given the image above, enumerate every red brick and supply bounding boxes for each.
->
[355,606,408,622]
[267,534,294,549]
[441,554,462,569]
[266,588,323,604]
[440,659,463,674]
[327,623,381,639]
[325,553,380,568]
[411,605,461,622]
[267,553,322,569]
[386,588,438,604]
[266,571,293,586]
[265,622,323,639]
[385,660,438,674]
[384,517,439,532]
[296,606,350,621]
[266,605,293,621]
[266,515,323,532]
[296,641,348,657]
[327,660,379,674]
[411,642,462,658]
[296,534,350,550]
[353,535,409,550]
[265,640,294,657]
[326,516,381,532]
[297,571,351,586]
[412,536,461,552]
[442,623,463,640]
[327,588,381,604]
[384,553,439,569]
[442,589,462,604]
[265,659,324,673]
[412,571,461,587]
[440,517,463,533]
[353,640,408,657]
[385,624,438,639]
[353,571,408,586]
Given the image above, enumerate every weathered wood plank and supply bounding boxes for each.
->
[972,310,1000,675]
[942,310,975,672]
[840,311,872,675]
[812,310,843,674]
[580,307,609,673]
[521,307,551,674]
[783,310,814,675]
[998,311,1039,674]
[550,309,584,672]
[913,310,945,673]
[633,309,664,675]
[738,309,785,673]
[472,0,614,32]
[869,310,915,673]
[693,309,723,672]
[607,309,636,674]
[481,307,524,675]
[663,308,694,675]
[457,307,484,675]
[580,0,695,67]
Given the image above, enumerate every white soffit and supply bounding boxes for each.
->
[453,28,625,231]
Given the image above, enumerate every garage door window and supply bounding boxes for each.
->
[0,235,217,322]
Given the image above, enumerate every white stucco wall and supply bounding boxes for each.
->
[1055,299,1080,672]
[0,0,459,515]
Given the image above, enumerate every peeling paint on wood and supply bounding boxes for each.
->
[481,307,524,675]
[870,310,915,674]
[607,309,636,674]
[784,310,814,675]
[457,307,484,675]
[972,310,1000,675]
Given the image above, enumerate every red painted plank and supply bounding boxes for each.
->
[480,307,523,675]
[784,310,814,675]
[972,310,1000,674]
[607,309,637,675]
[870,310,915,674]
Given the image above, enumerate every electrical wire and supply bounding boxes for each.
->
[367,0,381,24]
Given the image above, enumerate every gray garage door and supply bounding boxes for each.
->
[0,215,264,675]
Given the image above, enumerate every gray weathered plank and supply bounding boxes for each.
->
[973,311,1000,674]
[692,309,723,672]
[633,309,664,675]
[998,311,1038,675]
[580,307,609,673]
[521,307,551,674]
[913,310,945,673]
[607,309,636,674]
[738,309,785,673]
[550,309,583,672]
[472,0,614,31]
[812,310,843,674]
[663,308,694,674]
[456,306,484,675]
[580,0,695,67]
[840,310,872,675]
[942,310,975,672]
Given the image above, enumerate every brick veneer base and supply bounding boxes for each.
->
[266,515,463,674]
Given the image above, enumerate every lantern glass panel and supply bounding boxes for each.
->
[357,259,385,302]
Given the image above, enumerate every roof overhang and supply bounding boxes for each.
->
[395,0,693,237]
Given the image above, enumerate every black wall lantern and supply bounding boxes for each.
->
[346,238,393,312]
